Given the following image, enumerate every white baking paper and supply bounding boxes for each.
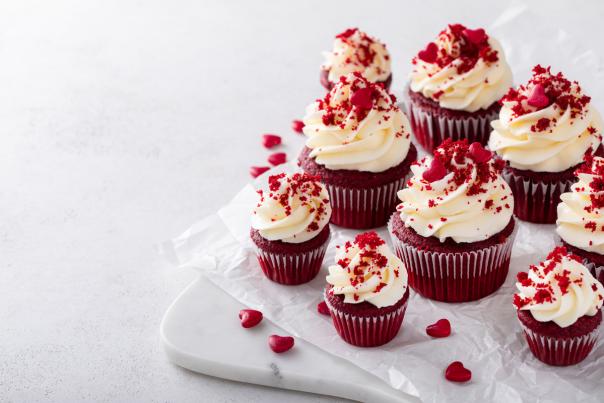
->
[162,5,604,402]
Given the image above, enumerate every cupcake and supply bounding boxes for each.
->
[407,23,512,152]
[299,72,417,229]
[388,139,516,302]
[557,154,604,284]
[489,65,603,224]
[320,28,391,91]
[250,172,332,285]
[324,231,409,347]
[514,246,604,366]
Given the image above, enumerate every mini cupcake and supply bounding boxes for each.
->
[489,65,603,224]
[324,231,409,347]
[514,246,604,366]
[389,139,516,302]
[407,23,512,152]
[250,172,332,285]
[557,154,604,284]
[320,28,391,91]
[300,72,417,229]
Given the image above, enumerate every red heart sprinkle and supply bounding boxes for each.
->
[426,318,451,338]
[445,361,472,383]
[417,42,438,63]
[268,335,294,353]
[262,134,282,149]
[422,158,447,182]
[250,166,270,178]
[292,119,305,133]
[462,28,487,45]
[268,152,286,166]
[238,309,263,328]
[468,142,492,163]
[527,84,550,108]
[350,87,374,110]
[317,301,330,316]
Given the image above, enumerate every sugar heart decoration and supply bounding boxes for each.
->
[268,335,295,353]
[350,87,374,110]
[445,361,472,383]
[317,301,331,316]
[426,318,451,338]
[262,134,282,149]
[527,84,550,108]
[238,309,263,328]
[469,142,492,163]
[249,166,270,178]
[268,152,286,166]
[462,28,487,45]
[291,119,305,133]
[422,157,447,182]
[418,42,438,64]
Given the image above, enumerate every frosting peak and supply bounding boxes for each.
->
[326,231,408,308]
[251,172,331,243]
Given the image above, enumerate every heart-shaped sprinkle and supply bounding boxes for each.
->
[291,119,305,133]
[445,361,472,383]
[527,84,550,108]
[426,318,451,338]
[250,166,270,178]
[462,28,487,45]
[418,42,438,64]
[268,152,286,166]
[468,142,492,163]
[268,335,295,353]
[350,87,374,110]
[238,309,263,328]
[262,134,282,149]
[317,301,331,316]
[422,158,447,183]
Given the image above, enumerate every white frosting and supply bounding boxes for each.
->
[410,30,512,112]
[326,233,408,308]
[302,73,411,173]
[396,145,513,243]
[251,173,331,244]
[322,28,391,83]
[557,156,604,254]
[515,250,604,328]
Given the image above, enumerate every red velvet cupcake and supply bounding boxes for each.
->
[324,232,409,347]
[320,28,391,91]
[489,65,603,224]
[407,24,512,152]
[250,172,332,285]
[389,139,516,302]
[300,72,416,229]
[514,247,604,366]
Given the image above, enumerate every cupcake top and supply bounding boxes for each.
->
[396,139,513,243]
[251,172,331,244]
[557,155,604,254]
[322,28,391,84]
[326,231,408,308]
[410,23,512,113]
[302,72,411,172]
[513,246,604,328]
[489,65,603,173]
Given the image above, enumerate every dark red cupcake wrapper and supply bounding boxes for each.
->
[253,235,330,285]
[520,322,600,366]
[388,216,516,302]
[324,288,408,347]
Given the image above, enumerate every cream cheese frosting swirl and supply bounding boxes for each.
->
[410,24,512,112]
[326,231,407,308]
[489,65,603,172]
[322,28,391,83]
[302,72,411,172]
[251,172,331,244]
[396,139,513,243]
[514,247,604,328]
[557,155,604,254]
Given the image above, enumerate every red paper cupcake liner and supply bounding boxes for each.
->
[502,168,574,224]
[325,176,409,229]
[324,289,408,347]
[520,323,599,366]
[388,216,516,302]
[253,236,330,285]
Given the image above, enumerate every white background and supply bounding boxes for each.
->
[2,1,604,402]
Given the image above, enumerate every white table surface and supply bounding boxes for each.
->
[3,1,604,401]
